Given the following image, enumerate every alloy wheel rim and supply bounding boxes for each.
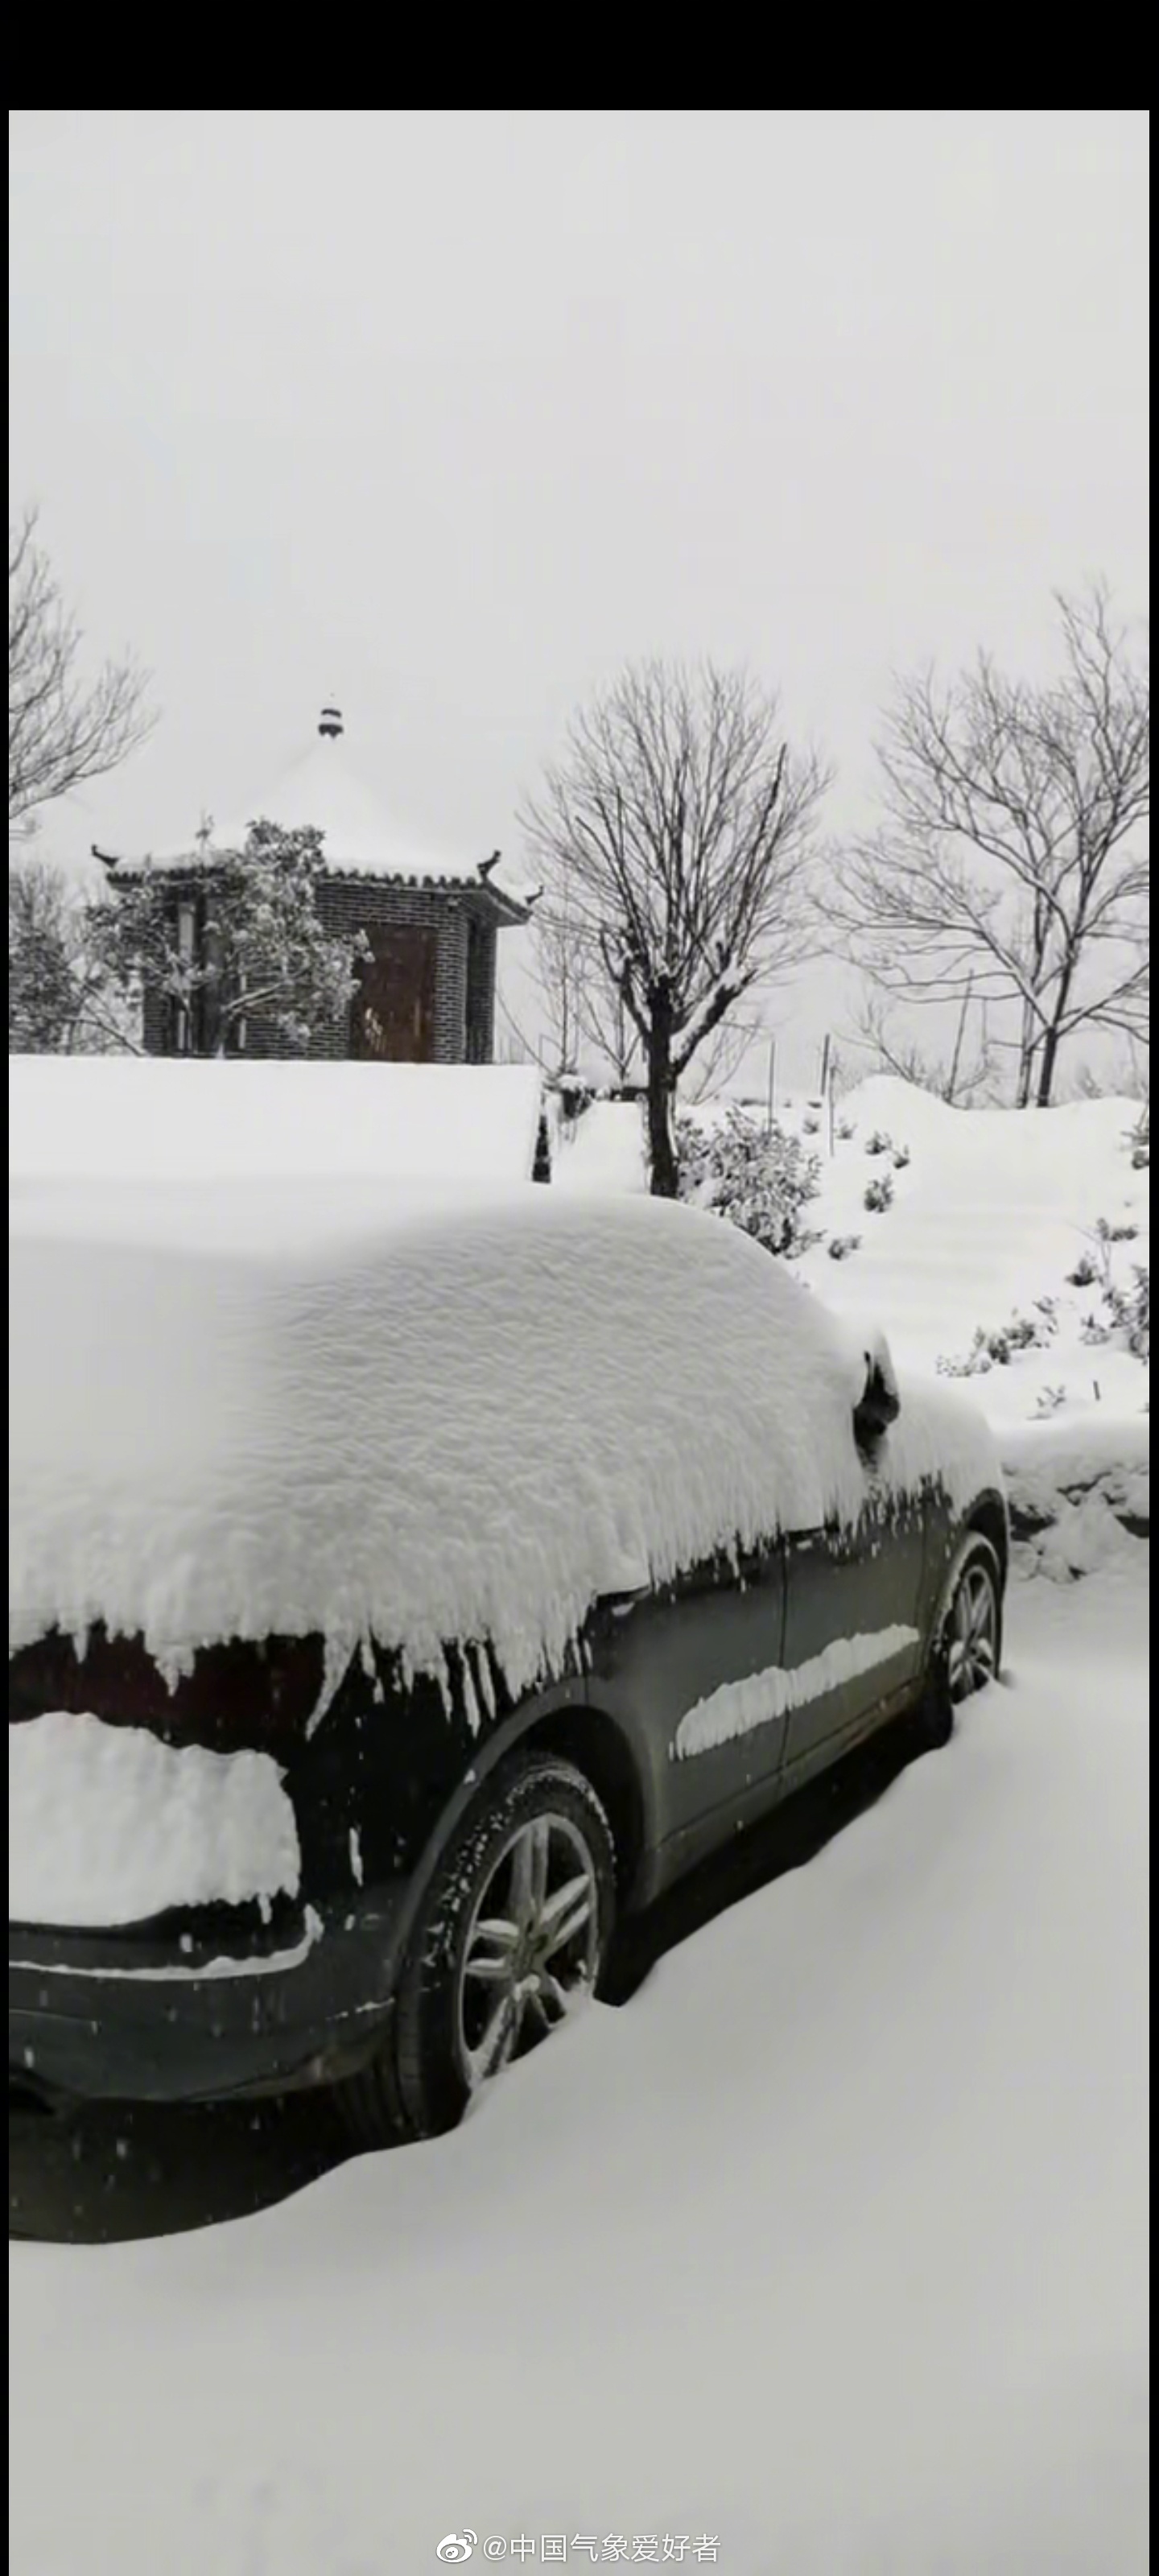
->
[456,1813,600,2091]
[947,1565,998,1702]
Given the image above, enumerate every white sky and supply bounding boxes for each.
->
[9,109,1150,1088]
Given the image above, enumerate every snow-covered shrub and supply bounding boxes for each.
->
[676,1108,822,1260]
[828,1233,863,1261]
[837,1117,857,1141]
[1074,1222,1151,1364]
[1033,1384,1069,1419]
[1084,1267,1151,1363]
[864,1129,893,1157]
[1128,1102,1149,1170]
[89,824,368,1057]
[802,1113,821,1136]
[1116,1269,1150,1362]
[892,1144,911,1170]
[938,1301,1059,1377]
[864,1172,895,1214]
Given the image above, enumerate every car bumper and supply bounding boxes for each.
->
[9,1889,406,2110]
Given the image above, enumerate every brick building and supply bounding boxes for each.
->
[95,708,528,1063]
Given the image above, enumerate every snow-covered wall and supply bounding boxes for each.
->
[8,1055,544,1191]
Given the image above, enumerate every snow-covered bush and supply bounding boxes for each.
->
[676,1108,822,1260]
[1128,1101,1149,1170]
[864,1129,893,1157]
[864,1172,895,1214]
[1084,1266,1150,1363]
[892,1144,911,1170]
[1073,1221,1151,1364]
[1116,1269,1149,1362]
[9,855,138,1055]
[828,1233,863,1262]
[938,1300,1059,1377]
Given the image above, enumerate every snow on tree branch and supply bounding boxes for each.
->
[88,823,369,1057]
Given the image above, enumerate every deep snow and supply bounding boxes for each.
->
[793,1076,1149,1435]
[9,1183,999,1696]
[8,1055,544,1191]
[589,1075,1149,1422]
[9,1565,1149,2576]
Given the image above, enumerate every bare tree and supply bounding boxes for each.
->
[526,886,591,1077]
[522,662,829,1193]
[678,1012,759,1104]
[833,585,1149,1108]
[846,988,997,1106]
[9,506,154,834]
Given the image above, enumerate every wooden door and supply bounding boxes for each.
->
[353,926,438,1061]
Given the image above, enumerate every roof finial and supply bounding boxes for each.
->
[318,705,344,740]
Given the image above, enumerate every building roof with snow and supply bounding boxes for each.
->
[94,707,529,921]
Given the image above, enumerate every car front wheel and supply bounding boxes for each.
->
[339,1753,617,2149]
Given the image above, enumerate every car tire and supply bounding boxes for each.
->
[910,1533,1004,1752]
[337,1753,617,2150]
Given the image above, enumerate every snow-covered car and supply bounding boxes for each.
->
[9,1182,1008,2145]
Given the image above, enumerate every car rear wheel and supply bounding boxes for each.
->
[911,1534,1004,1752]
[338,1753,617,2149]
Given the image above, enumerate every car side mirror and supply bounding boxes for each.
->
[853,1356,901,1450]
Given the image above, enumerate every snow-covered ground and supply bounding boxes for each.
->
[670,1074,1151,1438]
[551,1097,648,1195]
[553,1075,1150,1547]
[793,1077,1149,1433]
[10,1563,1149,2576]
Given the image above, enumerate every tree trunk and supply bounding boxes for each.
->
[1034,1031,1060,1106]
[1036,959,1078,1106]
[945,977,973,1104]
[1015,994,1037,1107]
[645,995,679,1197]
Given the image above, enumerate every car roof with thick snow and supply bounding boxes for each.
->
[9,1182,999,1696]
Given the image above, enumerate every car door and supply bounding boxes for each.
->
[779,1471,928,1794]
[583,1531,788,1894]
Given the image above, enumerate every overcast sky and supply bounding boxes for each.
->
[9,109,1149,1081]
